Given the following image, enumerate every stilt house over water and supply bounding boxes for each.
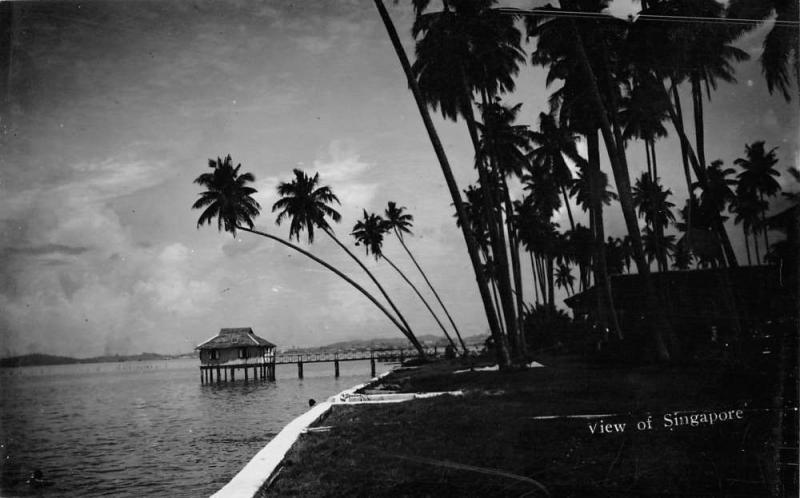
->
[196,328,276,383]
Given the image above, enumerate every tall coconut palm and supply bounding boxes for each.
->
[412,0,525,360]
[735,141,782,250]
[626,2,744,267]
[351,210,459,352]
[529,112,585,230]
[375,0,507,366]
[192,157,423,354]
[272,169,424,354]
[384,202,468,353]
[618,74,670,181]
[632,173,676,271]
[727,0,799,102]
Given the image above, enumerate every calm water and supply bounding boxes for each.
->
[0,358,387,497]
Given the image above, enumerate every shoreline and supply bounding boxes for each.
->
[210,369,395,497]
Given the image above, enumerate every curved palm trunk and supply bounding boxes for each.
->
[382,253,458,352]
[237,226,424,354]
[394,230,468,354]
[374,0,510,369]
[322,228,424,354]
[569,20,672,360]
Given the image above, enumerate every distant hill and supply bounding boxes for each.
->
[0,352,184,368]
[285,334,489,353]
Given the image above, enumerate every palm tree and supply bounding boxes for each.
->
[626,2,743,267]
[406,0,525,366]
[528,112,584,230]
[732,190,768,265]
[384,202,468,354]
[351,210,459,352]
[735,141,782,250]
[374,0,509,367]
[272,169,424,354]
[633,173,675,271]
[727,0,800,101]
[618,74,670,181]
[192,156,423,354]
[555,263,575,296]
[412,0,525,361]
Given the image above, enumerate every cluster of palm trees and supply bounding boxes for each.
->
[370,0,796,366]
[193,158,468,357]
[191,0,796,369]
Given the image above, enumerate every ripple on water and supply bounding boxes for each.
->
[0,358,385,497]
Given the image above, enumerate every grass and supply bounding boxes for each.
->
[260,350,790,497]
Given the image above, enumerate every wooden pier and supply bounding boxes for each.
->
[200,348,437,384]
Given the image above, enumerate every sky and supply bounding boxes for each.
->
[0,0,797,358]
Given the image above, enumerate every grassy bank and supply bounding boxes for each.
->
[260,351,792,497]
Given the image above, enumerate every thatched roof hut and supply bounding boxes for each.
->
[197,328,276,366]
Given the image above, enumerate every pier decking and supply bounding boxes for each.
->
[199,348,438,384]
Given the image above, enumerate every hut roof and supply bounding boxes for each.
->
[196,328,276,350]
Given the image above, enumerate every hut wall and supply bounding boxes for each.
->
[199,346,274,366]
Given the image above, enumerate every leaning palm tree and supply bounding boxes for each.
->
[351,210,459,353]
[272,168,425,354]
[384,202,468,354]
[192,156,424,354]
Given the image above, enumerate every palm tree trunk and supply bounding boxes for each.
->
[588,129,623,340]
[645,140,652,181]
[382,253,457,351]
[569,19,671,360]
[754,229,761,264]
[374,0,510,368]
[501,183,528,357]
[760,192,770,252]
[323,228,422,349]
[560,184,576,231]
[669,82,694,251]
[667,80,738,267]
[530,252,540,305]
[466,91,519,358]
[743,227,752,266]
[691,74,707,171]
[237,226,424,354]
[650,139,659,181]
[393,230,468,354]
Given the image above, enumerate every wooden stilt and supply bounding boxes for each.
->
[297,361,304,379]
[224,368,228,382]
[334,359,340,378]
[244,365,249,381]
[200,369,204,384]
[370,357,376,377]
[231,367,235,382]
[216,366,221,383]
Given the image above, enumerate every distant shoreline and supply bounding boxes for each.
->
[0,352,196,368]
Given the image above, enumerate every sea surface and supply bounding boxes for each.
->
[0,358,387,497]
